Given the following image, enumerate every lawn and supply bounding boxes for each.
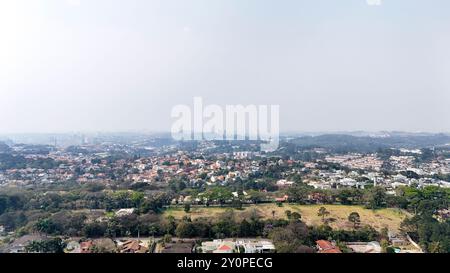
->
[164,204,409,232]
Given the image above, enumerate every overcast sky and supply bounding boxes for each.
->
[0,0,449,134]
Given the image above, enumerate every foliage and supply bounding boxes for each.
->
[348,212,361,229]
[25,238,66,253]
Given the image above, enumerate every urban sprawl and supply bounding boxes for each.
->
[0,133,449,253]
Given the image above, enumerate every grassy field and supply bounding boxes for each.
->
[164,204,409,232]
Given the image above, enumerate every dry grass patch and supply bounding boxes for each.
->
[164,204,409,232]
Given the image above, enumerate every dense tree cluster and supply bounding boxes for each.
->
[398,186,450,253]
[25,238,66,253]
[1,175,449,253]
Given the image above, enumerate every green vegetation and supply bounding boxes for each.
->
[0,177,448,252]
[398,186,450,253]
[348,212,361,229]
[25,238,66,253]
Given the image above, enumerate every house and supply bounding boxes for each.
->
[276,179,294,188]
[119,240,149,253]
[80,240,94,253]
[316,240,341,253]
[115,208,135,217]
[346,242,381,253]
[435,209,450,223]
[236,240,276,253]
[200,240,235,253]
[199,239,275,254]
[388,231,408,247]
[215,244,233,253]
[316,240,334,251]
[200,241,221,253]
[275,195,289,203]
[65,240,81,253]
[319,248,342,253]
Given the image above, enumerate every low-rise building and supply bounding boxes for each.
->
[199,239,275,254]
[316,240,342,253]
[118,240,149,253]
[346,242,381,253]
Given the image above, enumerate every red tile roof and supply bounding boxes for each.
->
[218,245,232,251]
[316,240,334,250]
[319,248,342,254]
[80,241,93,253]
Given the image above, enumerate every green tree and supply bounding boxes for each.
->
[290,212,302,222]
[380,239,389,253]
[82,221,107,238]
[287,183,311,204]
[34,218,57,235]
[25,238,66,253]
[205,187,233,206]
[0,196,8,215]
[232,199,243,210]
[269,221,310,253]
[317,207,330,222]
[247,190,265,204]
[285,210,292,220]
[238,219,252,237]
[175,221,196,238]
[348,212,361,229]
[130,191,144,208]
[365,187,387,209]
[163,234,172,243]
[163,216,177,235]
[184,203,191,213]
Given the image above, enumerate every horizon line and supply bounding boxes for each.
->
[1,130,450,136]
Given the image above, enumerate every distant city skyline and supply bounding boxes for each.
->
[1,0,449,134]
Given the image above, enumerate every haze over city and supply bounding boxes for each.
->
[1,0,450,260]
[1,0,450,134]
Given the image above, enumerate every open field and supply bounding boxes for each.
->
[164,204,410,232]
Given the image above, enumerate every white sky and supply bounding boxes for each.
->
[0,0,449,133]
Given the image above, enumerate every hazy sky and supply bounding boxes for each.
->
[1,0,449,133]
